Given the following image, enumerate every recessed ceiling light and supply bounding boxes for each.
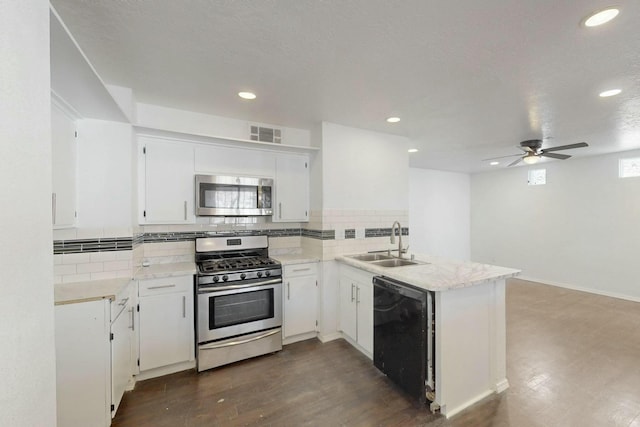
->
[583,8,619,27]
[599,89,622,97]
[238,91,257,100]
[387,117,401,123]
[490,161,500,166]
[408,148,418,153]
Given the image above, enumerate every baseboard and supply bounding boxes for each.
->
[317,331,342,343]
[135,360,196,381]
[518,275,640,303]
[443,389,494,419]
[495,378,509,393]
[283,331,317,345]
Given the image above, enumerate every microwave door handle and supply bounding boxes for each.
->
[257,184,263,209]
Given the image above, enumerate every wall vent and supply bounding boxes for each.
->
[250,125,281,144]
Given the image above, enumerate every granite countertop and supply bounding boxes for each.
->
[335,253,520,292]
[271,253,320,266]
[54,262,197,305]
[54,277,132,305]
[133,262,197,280]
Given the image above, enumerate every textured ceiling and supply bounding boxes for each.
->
[51,0,640,173]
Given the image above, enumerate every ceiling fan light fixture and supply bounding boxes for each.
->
[583,8,620,27]
[523,154,540,165]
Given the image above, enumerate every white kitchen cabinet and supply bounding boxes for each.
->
[55,281,134,427]
[283,263,318,341]
[55,299,110,427]
[139,137,195,224]
[111,288,133,417]
[138,275,194,372]
[273,153,309,222]
[51,102,77,228]
[194,144,276,177]
[338,265,374,356]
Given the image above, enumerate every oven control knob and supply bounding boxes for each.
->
[213,276,219,282]
[240,273,246,280]
[256,271,263,278]
[222,275,229,282]
[265,270,271,277]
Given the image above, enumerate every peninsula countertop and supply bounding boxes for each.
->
[335,253,520,292]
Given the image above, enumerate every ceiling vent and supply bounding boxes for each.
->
[250,125,281,144]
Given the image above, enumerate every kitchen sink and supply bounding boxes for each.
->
[370,258,424,268]
[347,253,395,261]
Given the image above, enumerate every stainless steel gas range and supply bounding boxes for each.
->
[194,235,282,372]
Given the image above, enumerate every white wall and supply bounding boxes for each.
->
[409,168,470,260]
[136,102,311,147]
[471,150,640,300]
[321,122,409,210]
[77,119,133,229]
[0,1,58,425]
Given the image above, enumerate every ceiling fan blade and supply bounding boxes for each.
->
[520,146,535,153]
[507,157,523,167]
[482,153,523,161]
[541,142,588,152]
[540,152,571,160]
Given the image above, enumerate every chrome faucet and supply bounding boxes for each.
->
[390,221,406,258]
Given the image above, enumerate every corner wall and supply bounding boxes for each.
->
[0,1,58,425]
[471,150,640,300]
[409,168,470,260]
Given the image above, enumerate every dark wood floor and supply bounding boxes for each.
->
[113,279,640,427]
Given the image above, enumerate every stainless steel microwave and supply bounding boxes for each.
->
[195,175,273,216]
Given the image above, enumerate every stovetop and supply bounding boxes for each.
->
[197,256,279,274]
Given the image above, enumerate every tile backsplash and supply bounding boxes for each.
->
[52,209,409,282]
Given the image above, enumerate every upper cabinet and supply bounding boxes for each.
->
[194,144,275,178]
[139,137,195,224]
[274,153,310,222]
[51,103,77,228]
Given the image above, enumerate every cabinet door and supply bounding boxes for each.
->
[356,280,374,355]
[111,305,131,417]
[273,153,309,222]
[142,137,195,224]
[284,275,317,338]
[339,277,358,342]
[139,291,193,371]
[55,300,110,427]
[51,103,77,228]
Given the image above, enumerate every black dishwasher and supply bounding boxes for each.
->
[373,276,435,405]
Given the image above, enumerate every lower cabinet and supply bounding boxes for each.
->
[282,262,318,341]
[137,275,194,372]
[338,265,373,356]
[55,282,134,427]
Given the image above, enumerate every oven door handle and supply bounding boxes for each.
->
[199,329,280,350]
[198,278,282,293]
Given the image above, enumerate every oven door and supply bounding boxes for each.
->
[197,278,282,344]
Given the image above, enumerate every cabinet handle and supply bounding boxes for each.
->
[279,202,282,219]
[356,286,361,304]
[147,284,176,290]
[128,307,135,331]
[293,267,311,272]
[52,193,57,225]
[287,282,290,300]
[118,297,129,306]
[351,284,355,302]
[182,295,186,318]
[184,201,187,220]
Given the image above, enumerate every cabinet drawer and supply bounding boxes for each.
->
[139,275,192,297]
[283,262,318,278]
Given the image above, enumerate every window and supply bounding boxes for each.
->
[619,157,640,178]
[528,168,546,186]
